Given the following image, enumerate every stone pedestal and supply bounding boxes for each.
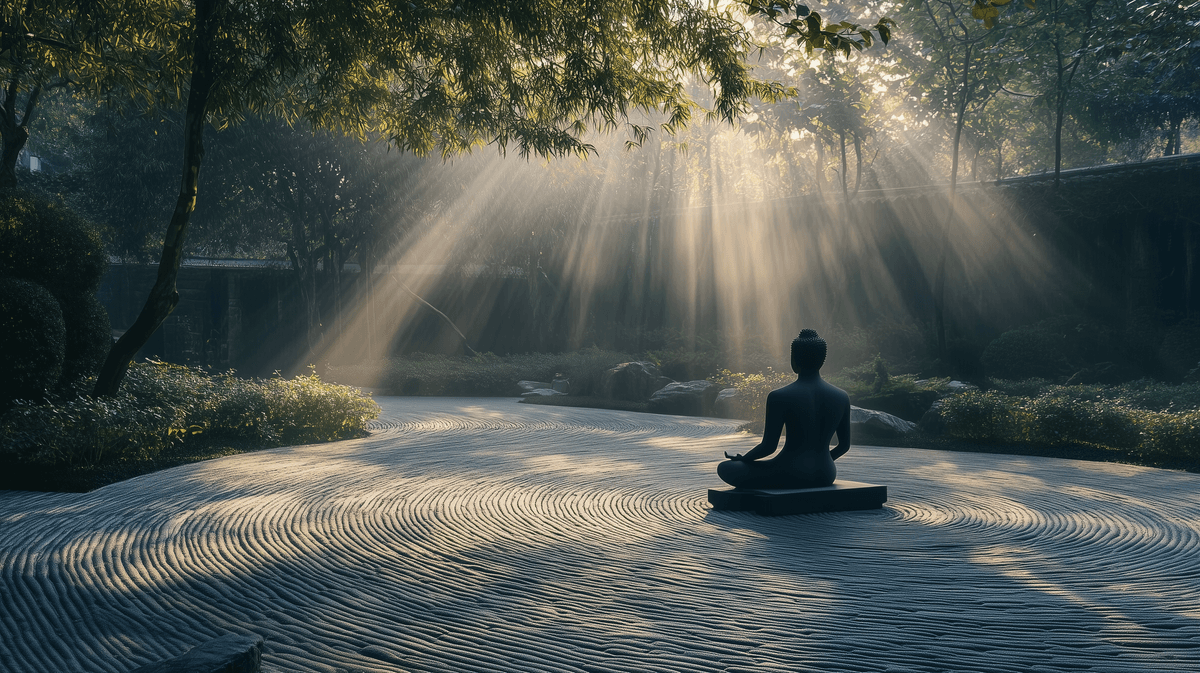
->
[709,481,887,516]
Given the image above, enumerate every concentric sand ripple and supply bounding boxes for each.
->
[2,397,1199,673]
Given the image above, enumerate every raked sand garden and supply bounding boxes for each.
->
[2,397,1199,672]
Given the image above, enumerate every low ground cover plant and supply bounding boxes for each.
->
[0,361,380,474]
[937,382,1200,461]
[715,359,950,422]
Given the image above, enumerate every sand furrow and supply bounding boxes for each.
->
[2,397,1199,672]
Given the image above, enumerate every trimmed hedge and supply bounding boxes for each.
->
[0,278,67,407]
[937,389,1199,461]
[58,293,112,387]
[0,192,111,395]
[331,349,635,397]
[0,193,107,298]
[0,362,381,469]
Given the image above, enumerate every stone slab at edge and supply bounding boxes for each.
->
[708,480,887,516]
[128,634,263,673]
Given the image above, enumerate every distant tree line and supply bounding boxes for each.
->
[2,0,1196,394]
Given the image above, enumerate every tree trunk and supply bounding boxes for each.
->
[839,131,849,205]
[0,80,41,193]
[814,138,826,196]
[93,0,219,396]
[0,123,28,192]
[933,42,972,359]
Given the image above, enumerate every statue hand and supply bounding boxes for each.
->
[724,451,745,461]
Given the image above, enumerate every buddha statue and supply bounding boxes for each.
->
[717,329,851,489]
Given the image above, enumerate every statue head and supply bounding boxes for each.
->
[791,329,827,374]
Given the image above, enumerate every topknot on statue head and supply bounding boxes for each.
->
[791,329,827,374]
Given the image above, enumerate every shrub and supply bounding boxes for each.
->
[1016,396,1142,449]
[0,278,67,408]
[58,294,112,387]
[1159,319,1200,381]
[0,362,380,469]
[939,391,1016,441]
[336,349,635,396]
[713,369,793,419]
[826,361,948,421]
[933,383,1199,461]
[0,192,107,298]
[262,372,380,443]
[1140,410,1200,460]
[982,323,1072,381]
[0,394,178,467]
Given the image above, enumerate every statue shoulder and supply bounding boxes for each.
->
[822,380,851,404]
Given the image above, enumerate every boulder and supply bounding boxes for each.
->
[551,377,570,393]
[647,380,720,416]
[713,387,750,419]
[946,380,978,393]
[850,405,917,438]
[601,362,672,402]
[521,388,566,397]
[517,380,552,393]
[129,633,263,673]
[918,399,946,437]
[1064,363,1140,385]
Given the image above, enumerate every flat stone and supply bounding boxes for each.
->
[521,388,566,397]
[129,633,263,673]
[708,480,887,516]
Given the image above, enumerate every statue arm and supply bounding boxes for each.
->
[830,398,851,460]
[741,395,783,461]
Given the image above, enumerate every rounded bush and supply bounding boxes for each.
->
[939,391,1016,442]
[0,192,107,299]
[1159,319,1200,381]
[981,325,1071,381]
[58,294,112,387]
[0,278,67,407]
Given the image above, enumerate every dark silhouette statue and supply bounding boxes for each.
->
[717,329,851,489]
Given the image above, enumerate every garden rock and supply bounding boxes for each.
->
[648,380,720,417]
[601,362,673,402]
[521,388,566,398]
[517,380,552,393]
[551,377,570,393]
[946,380,978,393]
[851,406,917,437]
[713,388,749,419]
[918,399,946,437]
[129,633,263,673]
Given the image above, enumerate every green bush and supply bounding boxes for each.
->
[1159,319,1200,381]
[982,323,1071,381]
[934,384,1199,460]
[0,192,107,298]
[0,394,178,467]
[58,293,112,387]
[989,378,1200,413]
[0,278,67,408]
[939,391,1016,441]
[262,372,380,443]
[334,349,635,396]
[0,362,381,468]
[713,369,794,419]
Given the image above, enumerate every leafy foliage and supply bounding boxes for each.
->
[58,293,112,389]
[0,192,107,298]
[0,362,380,468]
[741,0,894,56]
[0,278,66,408]
[332,349,634,397]
[936,384,1200,460]
[981,322,1072,380]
